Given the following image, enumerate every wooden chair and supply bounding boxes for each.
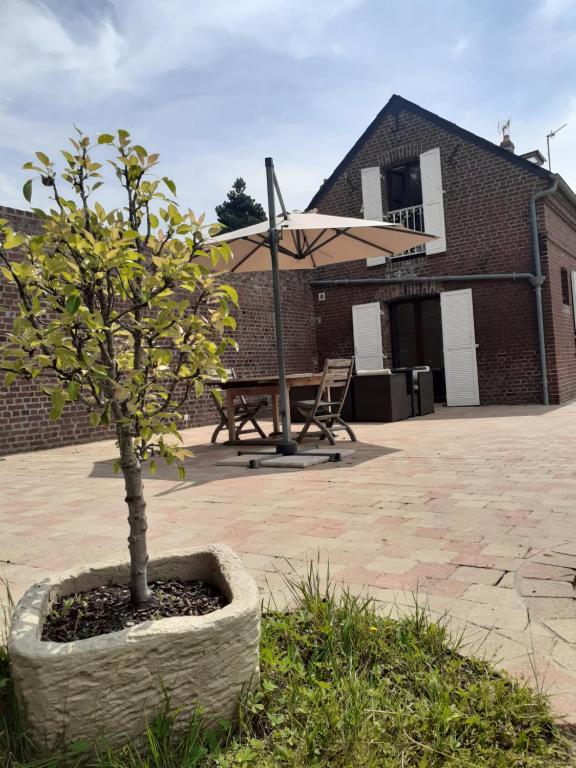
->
[294,358,357,445]
[210,369,268,443]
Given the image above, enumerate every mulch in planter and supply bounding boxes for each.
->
[41,579,228,643]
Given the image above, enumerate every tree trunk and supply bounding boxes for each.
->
[117,425,151,606]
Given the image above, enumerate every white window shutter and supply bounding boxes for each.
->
[361,167,386,266]
[352,302,384,372]
[571,271,576,330]
[420,148,446,255]
[361,166,383,220]
[440,289,480,406]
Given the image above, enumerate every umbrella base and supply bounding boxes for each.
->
[275,440,299,456]
[238,445,346,469]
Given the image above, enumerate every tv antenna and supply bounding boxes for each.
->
[546,123,567,172]
[498,118,511,142]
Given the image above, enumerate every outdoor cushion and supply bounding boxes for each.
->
[356,368,392,376]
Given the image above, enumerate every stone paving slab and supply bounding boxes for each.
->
[260,455,330,468]
[518,578,575,598]
[544,619,576,644]
[3,403,576,722]
[449,566,505,585]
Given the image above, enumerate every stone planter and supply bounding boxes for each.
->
[8,544,260,748]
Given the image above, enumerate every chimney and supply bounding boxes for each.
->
[498,119,515,153]
[500,131,515,153]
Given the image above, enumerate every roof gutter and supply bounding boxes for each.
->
[529,175,559,406]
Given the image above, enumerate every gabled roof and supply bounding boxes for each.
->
[307,94,552,210]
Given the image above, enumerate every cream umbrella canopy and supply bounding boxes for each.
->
[208,158,435,455]
[208,210,435,272]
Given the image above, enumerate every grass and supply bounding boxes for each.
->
[1,569,573,767]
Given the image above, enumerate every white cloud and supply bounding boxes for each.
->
[0,0,127,91]
[1,0,576,219]
[548,97,576,185]
[451,35,471,58]
[537,0,576,20]
[0,104,61,154]
[0,0,360,94]
[0,172,21,207]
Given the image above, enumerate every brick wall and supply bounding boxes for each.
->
[0,206,318,455]
[309,104,551,405]
[542,194,576,402]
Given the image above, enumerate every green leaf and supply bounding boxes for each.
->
[23,179,33,203]
[112,458,121,474]
[67,380,80,401]
[219,284,238,304]
[97,133,114,144]
[177,464,186,481]
[2,232,25,250]
[65,295,81,315]
[149,459,158,474]
[35,151,50,166]
[4,371,17,388]
[163,177,177,196]
[49,389,66,421]
[90,411,100,427]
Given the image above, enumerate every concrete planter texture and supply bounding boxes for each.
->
[8,544,261,747]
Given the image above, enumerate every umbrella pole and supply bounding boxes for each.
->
[265,157,298,455]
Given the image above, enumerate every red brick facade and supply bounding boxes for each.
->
[308,96,576,406]
[0,206,318,455]
[541,193,576,402]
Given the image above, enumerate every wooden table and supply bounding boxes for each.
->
[212,373,323,445]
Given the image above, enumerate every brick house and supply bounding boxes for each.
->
[307,94,576,409]
[2,94,576,454]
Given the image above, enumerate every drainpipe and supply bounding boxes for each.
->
[530,176,559,406]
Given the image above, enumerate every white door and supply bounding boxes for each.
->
[352,302,384,372]
[440,289,480,406]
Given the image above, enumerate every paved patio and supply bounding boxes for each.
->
[2,403,576,722]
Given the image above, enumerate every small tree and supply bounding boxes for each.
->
[0,129,237,606]
[215,178,266,232]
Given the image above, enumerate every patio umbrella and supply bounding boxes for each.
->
[206,157,435,455]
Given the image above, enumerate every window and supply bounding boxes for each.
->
[362,147,446,267]
[561,268,570,305]
[386,160,422,211]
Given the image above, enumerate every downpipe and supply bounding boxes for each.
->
[529,176,559,406]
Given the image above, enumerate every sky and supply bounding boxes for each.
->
[0,0,575,220]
